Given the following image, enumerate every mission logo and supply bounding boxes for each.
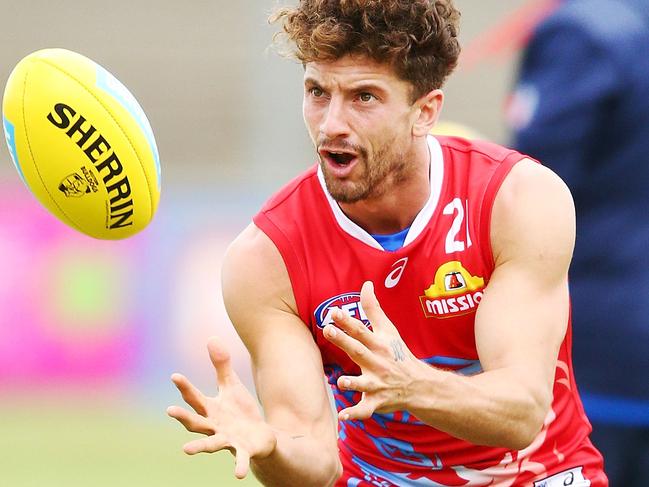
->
[314,292,370,329]
[420,261,485,319]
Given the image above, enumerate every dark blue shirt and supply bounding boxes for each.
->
[511,0,649,419]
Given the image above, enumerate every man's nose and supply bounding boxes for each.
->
[320,97,350,139]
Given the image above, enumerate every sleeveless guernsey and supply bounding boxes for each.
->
[253,135,606,486]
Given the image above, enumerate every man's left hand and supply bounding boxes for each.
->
[323,281,428,421]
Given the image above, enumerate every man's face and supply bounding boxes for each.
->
[303,55,420,204]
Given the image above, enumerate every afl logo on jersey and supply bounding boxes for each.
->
[314,292,370,329]
[420,261,485,319]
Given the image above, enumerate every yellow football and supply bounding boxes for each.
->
[2,48,160,239]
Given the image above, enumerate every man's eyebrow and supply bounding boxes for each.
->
[348,82,388,93]
[304,78,388,94]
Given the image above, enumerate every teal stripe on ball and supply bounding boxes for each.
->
[3,114,26,184]
[95,65,161,190]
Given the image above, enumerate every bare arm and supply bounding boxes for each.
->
[222,224,341,486]
[406,159,574,448]
[324,159,575,450]
[168,223,340,486]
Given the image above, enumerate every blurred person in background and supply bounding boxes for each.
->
[168,1,607,485]
[508,0,649,485]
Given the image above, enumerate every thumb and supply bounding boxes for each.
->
[207,337,238,387]
[233,445,251,479]
[339,395,377,422]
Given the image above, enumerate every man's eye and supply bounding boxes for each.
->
[310,87,324,97]
[359,92,375,102]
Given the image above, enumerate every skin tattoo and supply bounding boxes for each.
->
[390,339,405,362]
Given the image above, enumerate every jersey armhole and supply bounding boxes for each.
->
[478,155,533,275]
[252,212,312,328]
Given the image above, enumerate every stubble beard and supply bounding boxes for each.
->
[321,143,410,204]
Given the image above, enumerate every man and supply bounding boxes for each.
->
[168,1,607,485]
[508,0,649,485]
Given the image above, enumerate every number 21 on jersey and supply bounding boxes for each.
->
[443,198,472,254]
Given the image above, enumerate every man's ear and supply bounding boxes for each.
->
[412,89,444,137]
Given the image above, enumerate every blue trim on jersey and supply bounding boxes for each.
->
[349,455,444,486]
[371,226,410,251]
[581,392,649,426]
[422,356,483,376]
[366,435,441,469]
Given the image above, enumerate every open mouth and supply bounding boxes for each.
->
[319,147,359,169]
[328,151,355,166]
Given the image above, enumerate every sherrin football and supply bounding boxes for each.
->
[2,48,161,239]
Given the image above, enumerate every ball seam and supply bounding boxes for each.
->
[21,62,85,234]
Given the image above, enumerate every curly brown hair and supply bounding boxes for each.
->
[270,0,461,101]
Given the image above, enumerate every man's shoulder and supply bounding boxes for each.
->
[258,164,320,215]
[252,164,326,256]
[490,159,575,269]
[435,135,528,165]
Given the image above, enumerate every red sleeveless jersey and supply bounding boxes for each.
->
[253,136,606,486]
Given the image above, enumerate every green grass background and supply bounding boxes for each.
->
[2,392,262,487]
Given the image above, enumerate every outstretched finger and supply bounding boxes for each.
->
[332,308,380,349]
[171,373,208,416]
[233,445,251,479]
[323,324,381,370]
[360,281,396,333]
[207,337,239,387]
[337,374,374,393]
[183,432,230,455]
[167,405,215,435]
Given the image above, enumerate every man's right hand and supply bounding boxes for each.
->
[167,337,277,479]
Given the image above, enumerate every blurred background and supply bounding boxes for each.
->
[0,1,554,485]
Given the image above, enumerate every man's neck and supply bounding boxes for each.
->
[338,139,432,235]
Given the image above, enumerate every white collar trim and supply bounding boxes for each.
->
[317,134,444,251]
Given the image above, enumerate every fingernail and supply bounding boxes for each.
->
[341,378,350,388]
[326,326,337,338]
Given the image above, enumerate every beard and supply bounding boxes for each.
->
[319,137,410,204]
